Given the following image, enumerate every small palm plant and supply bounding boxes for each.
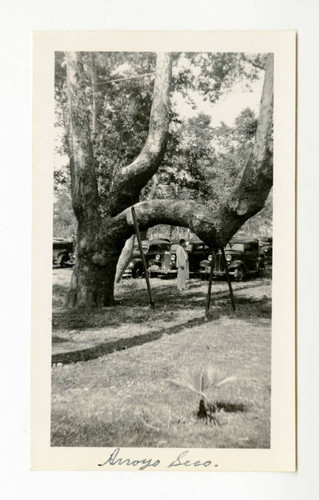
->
[171,364,236,424]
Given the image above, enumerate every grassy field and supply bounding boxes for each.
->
[51,268,272,448]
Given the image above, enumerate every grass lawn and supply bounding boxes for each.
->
[51,268,272,448]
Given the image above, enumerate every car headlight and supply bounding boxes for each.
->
[170,255,176,261]
[208,255,212,262]
[226,254,232,262]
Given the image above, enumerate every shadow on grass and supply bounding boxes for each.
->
[52,315,208,365]
[215,401,247,413]
[52,295,271,366]
[52,289,207,331]
[52,281,270,332]
[227,296,271,320]
[52,336,69,344]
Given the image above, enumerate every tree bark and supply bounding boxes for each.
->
[65,218,124,307]
[66,52,100,222]
[66,244,120,307]
[89,53,98,135]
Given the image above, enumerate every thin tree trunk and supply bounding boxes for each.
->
[115,174,159,283]
[115,235,135,283]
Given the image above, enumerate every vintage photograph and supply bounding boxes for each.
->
[51,49,273,448]
[31,31,295,471]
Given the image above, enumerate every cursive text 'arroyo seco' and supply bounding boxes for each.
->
[98,448,216,470]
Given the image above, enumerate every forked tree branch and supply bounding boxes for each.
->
[108,54,274,249]
[108,53,172,216]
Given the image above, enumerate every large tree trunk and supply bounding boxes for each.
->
[66,248,119,307]
[65,52,172,307]
[65,53,122,307]
[65,221,123,307]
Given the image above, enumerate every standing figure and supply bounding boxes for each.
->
[176,239,189,291]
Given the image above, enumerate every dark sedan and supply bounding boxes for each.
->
[162,239,211,278]
[52,239,74,268]
[122,239,171,278]
[260,236,273,263]
[200,237,265,281]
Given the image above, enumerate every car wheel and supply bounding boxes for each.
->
[132,264,144,279]
[234,267,245,282]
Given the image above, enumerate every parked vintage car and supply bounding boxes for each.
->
[161,239,211,278]
[199,237,265,281]
[122,239,171,278]
[52,238,74,268]
[260,236,273,263]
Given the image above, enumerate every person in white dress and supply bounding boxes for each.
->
[176,239,189,290]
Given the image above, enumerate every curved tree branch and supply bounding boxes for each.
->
[108,53,172,216]
[108,199,219,247]
[109,54,274,249]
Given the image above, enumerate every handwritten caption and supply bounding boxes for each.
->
[98,448,218,470]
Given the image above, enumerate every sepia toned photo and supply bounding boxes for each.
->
[32,31,296,471]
